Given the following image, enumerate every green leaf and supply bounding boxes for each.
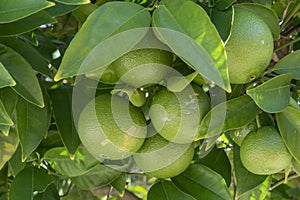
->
[152,0,231,92]
[239,176,271,200]
[198,147,231,186]
[0,62,15,88]
[198,95,260,139]
[61,186,98,200]
[0,100,13,126]
[276,106,300,163]
[46,2,79,17]
[0,126,19,171]
[71,164,121,190]
[16,97,48,161]
[292,158,300,176]
[8,146,26,177]
[72,4,98,24]
[148,180,196,200]
[0,37,52,77]
[43,147,99,177]
[233,144,267,197]
[49,87,80,155]
[0,87,18,136]
[54,2,151,80]
[0,11,57,37]
[247,73,293,113]
[210,7,233,42]
[166,72,198,92]
[0,44,44,107]
[172,164,232,200]
[274,50,300,80]
[235,3,280,39]
[214,0,236,10]
[111,173,127,196]
[9,167,53,200]
[34,184,60,200]
[0,0,54,24]
[0,166,8,200]
[54,0,90,5]
[111,87,146,107]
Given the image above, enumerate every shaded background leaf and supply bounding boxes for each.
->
[274,50,300,80]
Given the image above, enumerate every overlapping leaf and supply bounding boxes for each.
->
[0,100,13,126]
[274,50,300,80]
[0,44,44,107]
[0,0,54,23]
[16,97,48,161]
[148,181,196,200]
[54,2,151,80]
[0,62,15,88]
[198,95,260,139]
[152,0,231,92]
[172,164,232,200]
[8,167,53,200]
[247,73,293,113]
[276,106,300,163]
[54,0,90,5]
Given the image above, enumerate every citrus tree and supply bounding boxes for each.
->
[0,0,300,199]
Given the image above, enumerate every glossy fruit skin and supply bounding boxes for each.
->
[112,48,173,87]
[225,6,274,84]
[133,134,194,179]
[240,126,292,175]
[78,94,146,160]
[149,85,210,144]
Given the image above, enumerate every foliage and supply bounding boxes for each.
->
[0,0,300,199]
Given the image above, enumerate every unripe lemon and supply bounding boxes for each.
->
[225,6,274,84]
[240,126,292,175]
[133,134,194,179]
[78,94,146,160]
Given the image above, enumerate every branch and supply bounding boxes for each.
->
[269,173,299,191]
[92,185,141,200]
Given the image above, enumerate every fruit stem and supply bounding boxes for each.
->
[256,115,261,129]
[269,173,299,191]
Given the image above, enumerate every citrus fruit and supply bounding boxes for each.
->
[78,93,147,160]
[240,126,292,175]
[230,121,257,146]
[225,6,273,84]
[133,133,194,179]
[149,85,210,143]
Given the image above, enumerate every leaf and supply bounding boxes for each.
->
[233,144,267,197]
[9,167,53,200]
[46,2,79,17]
[0,11,57,37]
[16,97,48,161]
[0,126,19,171]
[276,106,300,163]
[214,0,236,10]
[235,3,280,39]
[198,95,260,139]
[111,173,127,196]
[34,184,60,200]
[43,147,99,177]
[152,0,231,92]
[0,44,44,107]
[71,164,121,190]
[198,147,232,186]
[0,87,18,136]
[172,164,232,200]
[8,146,26,177]
[0,0,54,24]
[166,72,198,92]
[247,73,293,113]
[274,50,300,80]
[61,186,98,200]
[54,0,90,5]
[147,180,196,200]
[0,62,15,88]
[239,176,271,200]
[111,87,146,107]
[292,158,300,176]
[49,87,80,155]
[0,166,8,200]
[54,2,151,81]
[210,7,233,42]
[0,100,13,126]
[0,37,52,77]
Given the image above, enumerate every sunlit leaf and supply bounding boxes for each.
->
[0,0,54,23]
[0,62,15,88]
[148,180,196,200]
[0,100,13,126]
[153,0,231,92]
[54,2,151,80]
[247,74,293,113]
[0,44,44,107]
[54,0,90,5]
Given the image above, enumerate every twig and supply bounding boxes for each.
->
[269,173,299,191]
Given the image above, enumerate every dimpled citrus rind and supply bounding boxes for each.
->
[78,94,146,160]
[225,6,274,84]
[240,126,292,175]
